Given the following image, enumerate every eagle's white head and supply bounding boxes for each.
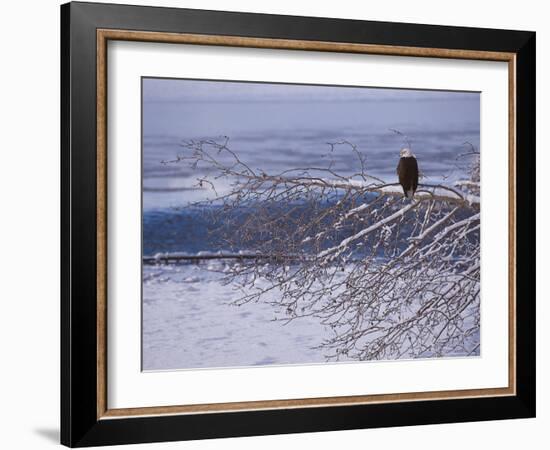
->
[400,147,415,158]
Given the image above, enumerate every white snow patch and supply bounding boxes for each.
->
[142,264,334,370]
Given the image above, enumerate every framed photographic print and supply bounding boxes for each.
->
[61,1,536,447]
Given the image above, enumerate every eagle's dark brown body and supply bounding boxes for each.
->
[396,156,419,198]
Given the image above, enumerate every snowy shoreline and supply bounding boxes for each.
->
[142,260,479,371]
[142,262,337,370]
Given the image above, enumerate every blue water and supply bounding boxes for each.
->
[142,79,480,255]
[144,202,374,257]
[143,200,479,261]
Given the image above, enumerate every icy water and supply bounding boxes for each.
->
[142,79,480,370]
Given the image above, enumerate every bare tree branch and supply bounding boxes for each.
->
[163,137,481,361]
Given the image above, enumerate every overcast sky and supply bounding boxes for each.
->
[143,77,480,104]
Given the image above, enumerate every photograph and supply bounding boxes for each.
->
[141,78,481,371]
[56,2,536,446]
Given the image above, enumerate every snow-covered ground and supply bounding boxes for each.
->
[142,262,341,370]
[143,258,480,370]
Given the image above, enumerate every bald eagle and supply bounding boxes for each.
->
[396,148,419,198]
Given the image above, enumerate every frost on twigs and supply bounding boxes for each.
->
[167,138,481,361]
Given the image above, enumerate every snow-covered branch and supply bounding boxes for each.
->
[165,137,481,361]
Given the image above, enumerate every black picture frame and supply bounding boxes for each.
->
[61,1,535,447]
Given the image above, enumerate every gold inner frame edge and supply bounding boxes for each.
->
[96,28,517,420]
